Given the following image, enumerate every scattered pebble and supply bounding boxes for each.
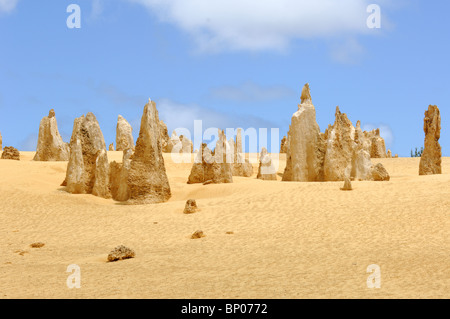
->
[107,245,136,262]
[30,242,45,248]
[191,230,205,239]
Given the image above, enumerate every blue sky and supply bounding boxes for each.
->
[0,0,448,155]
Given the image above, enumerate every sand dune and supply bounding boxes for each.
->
[0,152,448,298]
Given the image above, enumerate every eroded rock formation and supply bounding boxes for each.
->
[187,131,233,185]
[159,120,170,152]
[126,100,171,204]
[33,109,69,161]
[1,146,20,160]
[282,84,325,182]
[280,136,288,153]
[419,105,441,175]
[230,128,253,177]
[257,147,277,180]
[109,148,133,202]
[164,130,193,154]
[323,107,355,181]
[364,129,386,158]
[372,163,390,181]
[340,176,352,191]
[116,115,135,152]
[183,199,199,214]
[282,83,389,182]
[107,245,135,262]
[64,113,110,198]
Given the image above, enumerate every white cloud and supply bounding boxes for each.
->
[0,0,18,13]
[210,81,296,102]
[130,0,383,53]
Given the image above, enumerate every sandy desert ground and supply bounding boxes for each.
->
[0,152,448,299]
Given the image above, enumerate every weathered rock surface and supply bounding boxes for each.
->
[280,136,288,153]
[187,132,233,185]
[107,245,135,262]
[64,113,110,198]
[323,107,355,181]
[191,230,205,239]
[372,163,390,181]
[387,150,392,158]
[419,105,441,175]
[0,130,2,151]
[109,149,133,201]
[230,128,253,177]
[126,100,171,204]
[282,83,325,182]
[340,176,353,191]
[364,129,386,158]
[116,115,135,152]
[183,199,199,214]
[282,84,389,182]
[180,135,194,153]
[33,109,69,161]
[1,146,20,160]
[351,121,373,181]
[159,120,170,153]
[165,130,193,154]
[257,147,277,180]
[91,149,111,199]
[109,143,115,151]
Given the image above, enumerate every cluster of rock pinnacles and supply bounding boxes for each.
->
[1,83,441,203]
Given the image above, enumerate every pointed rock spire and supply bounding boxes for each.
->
[419,105,441,175]
[33,109,69,161]
[116,115,135,152]
[126,100,171,204]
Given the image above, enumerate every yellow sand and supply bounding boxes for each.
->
[0,152,448,299]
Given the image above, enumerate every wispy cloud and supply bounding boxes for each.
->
[129,0,388,55]
[157,98,279,131]
[155,98,281,150]
[210,81,296,102]
[90,0,103,20]
[362,123,394,148]
[0,0,18,13]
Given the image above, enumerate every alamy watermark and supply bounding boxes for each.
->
[66,4,81,29]
[366,264,381,289]
[66,264,81,289]
[66,4,381,30]
[367,4,381,29]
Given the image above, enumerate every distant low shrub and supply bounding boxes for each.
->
[411,147,424,158]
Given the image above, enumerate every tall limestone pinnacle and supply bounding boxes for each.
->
[282,83,325,182]
[323,106,355,181]
[33,109,70,161]
[116,115,135,152]
[64,112,110,198]
[126,99,171,204]
[419,105,441,175]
